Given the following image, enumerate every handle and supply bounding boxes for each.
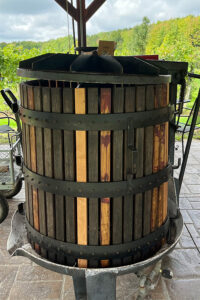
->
[0,88,19,113]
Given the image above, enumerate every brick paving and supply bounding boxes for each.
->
[0,140,200,300]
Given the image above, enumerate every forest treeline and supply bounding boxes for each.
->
[0,15,200,102]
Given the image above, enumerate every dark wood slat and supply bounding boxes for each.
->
[112,86,124,267]
[54,0,78,21]
[23,85,33,226]
[28,85,40,253]
[134,86,145,242]
[34,86,47,258]
[143,86,154,237]
[123,86,135,265]
[20,84,29,222]
[42,86,55,261]
[63,87,76,266]
[51,87,65,264]
[87,87,99,268]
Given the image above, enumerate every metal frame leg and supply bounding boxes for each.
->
[85,271,117,300]
[73,274,87,300]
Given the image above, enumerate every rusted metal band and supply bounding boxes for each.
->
[20,105,174,131]
[23,164,172,198]
[25,217,170,260]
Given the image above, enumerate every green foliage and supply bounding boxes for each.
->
[1,15,200,106]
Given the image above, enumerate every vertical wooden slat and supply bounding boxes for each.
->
[100,88,111,268]
[52,87,65,264]
[163,84,169,222]
[112,86,124,267]
[143,86,154,236]
[123,87,135,265]
[28,85,40,253]
[34,86,47,257]
[134,86,145,243]
[63,88,76,266]
[151,85,161,232]
[75,88,88,268]
[20,84,29,222]
[88,88,99,268]
[43,86,55,261]
[23,85,32,225]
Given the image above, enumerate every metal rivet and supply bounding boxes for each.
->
[28,116,31,119]
[23,115,26,117]
[31,178,34,181]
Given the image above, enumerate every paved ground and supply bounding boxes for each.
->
[0,140,200,300]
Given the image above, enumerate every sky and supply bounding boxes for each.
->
[0,0,199,43]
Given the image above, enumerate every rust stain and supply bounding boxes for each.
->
[101,173,109,182]
[101,134,110,147]
[101,197,110,204]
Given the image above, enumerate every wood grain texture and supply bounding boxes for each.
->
[52,87,65,264]
[143,86,154,236]
[134,86,145,241]
[100,88,111,268]
[75,88,88,268]
[28,85,40,253]
[34,86,47,257]
[123,87,135,265]
[88,88,99,268]
[42,86,55,261]
[63,87,76,266]
[112,86,124,267]
[162,84,169,222]
[151,85,161,232]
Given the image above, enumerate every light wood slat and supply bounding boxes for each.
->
[88,88,99,268]
[43,86,55,261]
[112,86,124,267]
[75,88,88,268]
[134,86,145,241]
[63,87,76,266]
[143,86,154,236]
[100,88,111,268]
[123,86,135,265]
[151,85,162,232]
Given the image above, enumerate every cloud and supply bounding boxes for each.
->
[0,0,200,43]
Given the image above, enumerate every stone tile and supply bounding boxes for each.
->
[16,265,63,281]
[148,278,169,300]
[186,224,200,248]
[182,174,200,184]
[179,225,196,249]
[187,185,200,194]
[0,249,31,266]
[62,276,75,300]
[116,273,139,299]
[187,210,200,228]
[0,265,18,300]
[183,165,200,174]
[162,249,200,279]
[179,182,190,195]
[179,197,192,209]
[190,201,200,209]
[9,281,63,300]
[180,210,193,224]
[166,279,200,300]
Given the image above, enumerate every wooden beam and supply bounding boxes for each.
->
[85,0,106,21]
[54,0,78,21]
[75,88,88,268]
[100,88,111,268]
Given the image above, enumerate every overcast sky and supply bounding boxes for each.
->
[0,0,199,43]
